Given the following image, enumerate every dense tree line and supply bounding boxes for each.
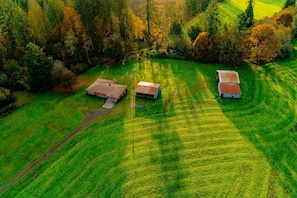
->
[0,0,297,114]
[192,0,296,65]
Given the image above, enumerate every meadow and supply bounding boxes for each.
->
[1,0,297,197]
[1,55,297,197]
[185,0,285,32]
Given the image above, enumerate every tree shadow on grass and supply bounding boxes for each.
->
[213,64,297,197]
[132,59,190,196]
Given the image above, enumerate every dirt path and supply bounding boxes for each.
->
[0,108,109,195]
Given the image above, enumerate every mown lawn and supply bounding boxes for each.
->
[2,57,297,197]
[0,69,103,188]
[185,0,285,32]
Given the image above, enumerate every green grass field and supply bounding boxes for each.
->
[0,1,295,196]
[1,55,297,197]
[185,0,285,32]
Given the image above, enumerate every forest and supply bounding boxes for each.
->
[0,0,297,116]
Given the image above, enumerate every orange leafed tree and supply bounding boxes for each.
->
[249,24,281,64]
[276,9,294,27]
[60,6,88,60]
[61,6,86,43]
[193,32,215,62]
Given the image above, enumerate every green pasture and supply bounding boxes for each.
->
[0,70,103,187]
[185,0,285,32]
[1,56,297,197]
[13,91,38,107]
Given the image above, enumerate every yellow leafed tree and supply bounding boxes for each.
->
[27,0,52,46]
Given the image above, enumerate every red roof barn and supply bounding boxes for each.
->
[216,70,242,99]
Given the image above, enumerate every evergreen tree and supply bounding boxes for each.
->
[245,0,254,27]
[283,0,296,9]
[45,0,65,27]
[146,0,158,35]
[219,26,242,65]
[25,42,52,92]
[238,0,254,30]
[117,0,129,40]
[204,0,220,35]
[185,0,210,18]
[170,21,183,37]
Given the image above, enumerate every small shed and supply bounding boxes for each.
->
[216,70,242,99]
[216,70,240,84]
[86,78,127,102]
[218,83,242,99]
[135,81,161,99]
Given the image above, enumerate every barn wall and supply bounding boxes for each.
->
[136,93,155,99]
[154,86,161,99]
[222,94,241,99]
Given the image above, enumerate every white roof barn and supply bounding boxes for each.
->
[135,81,161,99]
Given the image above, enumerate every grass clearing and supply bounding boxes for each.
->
[13,91,38,107]
[185,0,285,32]
[0,69,104,188]
[2,56,297,197]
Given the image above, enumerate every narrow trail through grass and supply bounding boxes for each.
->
[0,109,108,195]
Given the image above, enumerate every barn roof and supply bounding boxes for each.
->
[135,81,161,96]
[86,78,127,99]
[219,83,242,95]
[217,70,240,84]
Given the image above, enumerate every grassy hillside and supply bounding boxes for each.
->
[1,55,297,197]
[185,0,285,32]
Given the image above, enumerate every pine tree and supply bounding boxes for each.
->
[238,0,254,30]
[204,0,220,35]
[283,0,296,9]
[245,0,254,28]
[25,42,52,92]
[146,0,158,35]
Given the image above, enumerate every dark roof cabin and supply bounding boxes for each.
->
[86,78,127,102]
[135,81,161,99]
[216,70,242,99]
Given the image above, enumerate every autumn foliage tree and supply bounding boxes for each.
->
[60,6,89,62]
[27,0,52,47]
[193,32,215,62]
[249,24,281,64]
[276,8,294,27]
[219,27,243,65]
[51,60,77,90]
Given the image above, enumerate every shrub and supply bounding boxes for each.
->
[0,87,15,109]
[0,73,8,86]
[70,63,88,74]
[52,60,77,90]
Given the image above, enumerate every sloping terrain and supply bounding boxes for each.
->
[185,0,285,32]
[1,57,297,197]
